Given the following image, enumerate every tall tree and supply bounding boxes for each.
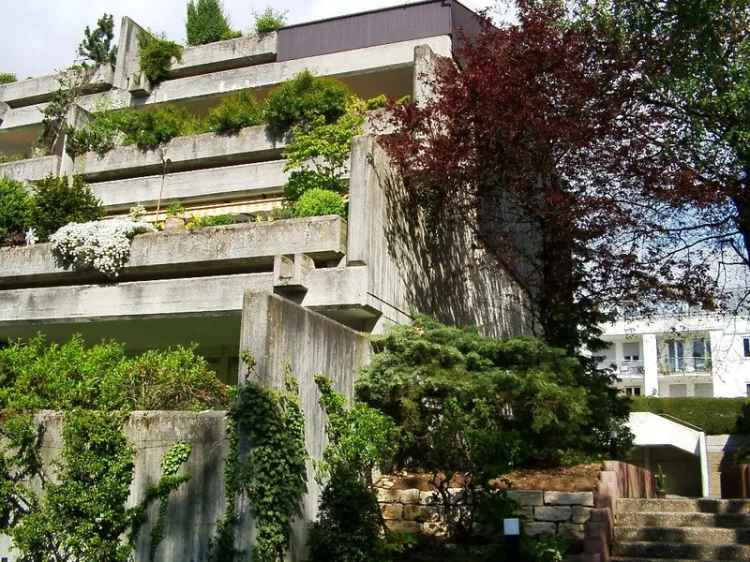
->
[78,14,117,66]
[186,0,238,46]
[382,0,715,350]
[608,0,750,299]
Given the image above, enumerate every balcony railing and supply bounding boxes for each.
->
[659,356,712,375]
[613,361,645,378]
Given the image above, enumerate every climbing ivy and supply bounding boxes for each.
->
[209,354,307,562]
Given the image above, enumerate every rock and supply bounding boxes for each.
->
[544,491,595,506]
[524,522,556,536]
[571,506,593,524]
[507,490,544,506]
[382,503,403,520]
[535,506,572,522]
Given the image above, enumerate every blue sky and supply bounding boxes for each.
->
[1,0,495,79]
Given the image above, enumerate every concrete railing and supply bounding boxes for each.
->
[0,216,347,288]
[0,154,60,182]
[0,65,114,108]
[167,33,277,79]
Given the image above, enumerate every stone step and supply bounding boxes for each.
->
[618,498,750,514]
[616,511,750,528]
[611,558,727,562]
[613,541,750,560]
[615,526,750,545]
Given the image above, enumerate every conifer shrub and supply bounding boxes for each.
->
[294,188,347,218]
[0,177,32,245]
[115,105,205,150]
[253,7,287,34]
[78,13,117,66]
[0,73,16,84]
[138,32,183,83]
[264,70,351,139]
[206,90,264,134]
[29,175,103,241]
[186,0,240,46]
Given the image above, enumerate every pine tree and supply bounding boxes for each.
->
[186,0,238,46]
[78,14,117,66]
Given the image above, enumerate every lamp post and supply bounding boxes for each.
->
[503,517,521,559]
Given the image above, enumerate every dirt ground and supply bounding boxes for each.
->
[493,463,601,492]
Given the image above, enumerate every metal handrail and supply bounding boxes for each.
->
[656,413,704,432]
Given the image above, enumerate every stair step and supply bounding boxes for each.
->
[618,498,750,514]
[616,511,750,528]
[613,541,750,560]
[616,526,750,545]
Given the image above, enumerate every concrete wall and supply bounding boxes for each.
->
[238,291,370,561]
[0,154,60,182]
[169,33,277,79]
[347,134,533,337]
[0,410,237,562]
[707,434,750,498]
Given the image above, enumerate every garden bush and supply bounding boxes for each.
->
[115,105,204,151]
[0,177,32,245]
[186,0,240,46]
[264,70,351,139]
[0,73,16,84]
[29,175,103,241]
[253,7,287,34]
[0,335,229,412]
[138,31,183,83]
[0,153,25,163]
[294,188,346,218]
[78,13,117,66]
[207,90,264,134]
[631,396,750,435]
[187,214,237,229]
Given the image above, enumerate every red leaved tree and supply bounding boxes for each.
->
[382,0,722,351]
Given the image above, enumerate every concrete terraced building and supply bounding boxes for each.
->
[0,3,532,560]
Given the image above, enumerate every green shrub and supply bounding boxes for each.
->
[206,90,264,134]
[0,177,32,244]
[0,73,16,84]
[0,335,229,411]
[294,188,347,218]
[285,170,347,202]
[116,105,204,150]
[78,13,117,66]
[138,32,183,83]
[264,70,351,139]
[631,396,750,435]
[186,0,240,46]
[0,153,25,163]
[187,214,237,229]
[253,7,287,34]
[365,95,388,110]
[29,175,103,241]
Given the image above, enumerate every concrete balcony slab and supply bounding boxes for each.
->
[0,154,60,182]
[0,216,347,288]
[76,125,284,182]
[91,159,289,211]
[0,65,114,108]
[168,33,277,79]
[0,266,370,325]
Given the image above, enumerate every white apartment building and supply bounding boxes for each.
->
[597,314,750,398]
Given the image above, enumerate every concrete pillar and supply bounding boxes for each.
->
[614,341,624,371]
[709,329,729,396]
[114,17,148,90]
[59,104,92,177]
[0,100,8,125]
[413,44,445,106]
[642,333,659,396]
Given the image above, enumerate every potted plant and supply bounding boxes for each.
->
[655,464,668,498]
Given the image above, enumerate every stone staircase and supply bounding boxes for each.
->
[612,498,750,562]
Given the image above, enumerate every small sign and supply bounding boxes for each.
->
[503,517,520,536]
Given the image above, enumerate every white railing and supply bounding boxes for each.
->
[659,356,712,375]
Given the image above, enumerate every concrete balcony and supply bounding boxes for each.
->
[0,154,60,182]
[167,33,277,79]
[91,159,289,211]
[658,356,713,376]
[0,216,347,289]
[75,125,284,182]
[0,65,114,108]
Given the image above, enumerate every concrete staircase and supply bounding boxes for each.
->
[612,498,750,562]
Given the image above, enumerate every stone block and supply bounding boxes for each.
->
[385,520,421,534]
[381,503,403,520]
[420,520,448,537]
[559,523,586,541]
[524,522,556,536]
[519,506,535,520]
[420,490,438,505]
[544,491,595,506]
[571,506,593,524]
[377,487,420,504]
[403,504,439,522]
[508,490,544,506]
[535,506,572,522]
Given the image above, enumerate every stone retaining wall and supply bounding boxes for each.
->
[509,490,594,544]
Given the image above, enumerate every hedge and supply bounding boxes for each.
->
[631,397,750,435]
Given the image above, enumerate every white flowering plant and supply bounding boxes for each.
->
[50,219,156,278]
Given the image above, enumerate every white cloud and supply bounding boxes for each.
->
[1,0,494,79]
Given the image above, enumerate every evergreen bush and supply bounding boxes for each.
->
[631,396,750,435]
[186,0,240,46]
[29,175,103,241]
[0,177,32,245]
[0,73,16,84]
[253,7,287,34]
[138,32,183,83]
[78,13,117,66]
[264,70,351,139]
[116,105,204,150]
[294,188,347,218]
[207,90,264,134]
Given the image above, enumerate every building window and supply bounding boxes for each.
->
[624,387,641,397]
[692,338,711,371]
[746,383,750,397]
[667,340,685,371]
[743,336,750,358]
